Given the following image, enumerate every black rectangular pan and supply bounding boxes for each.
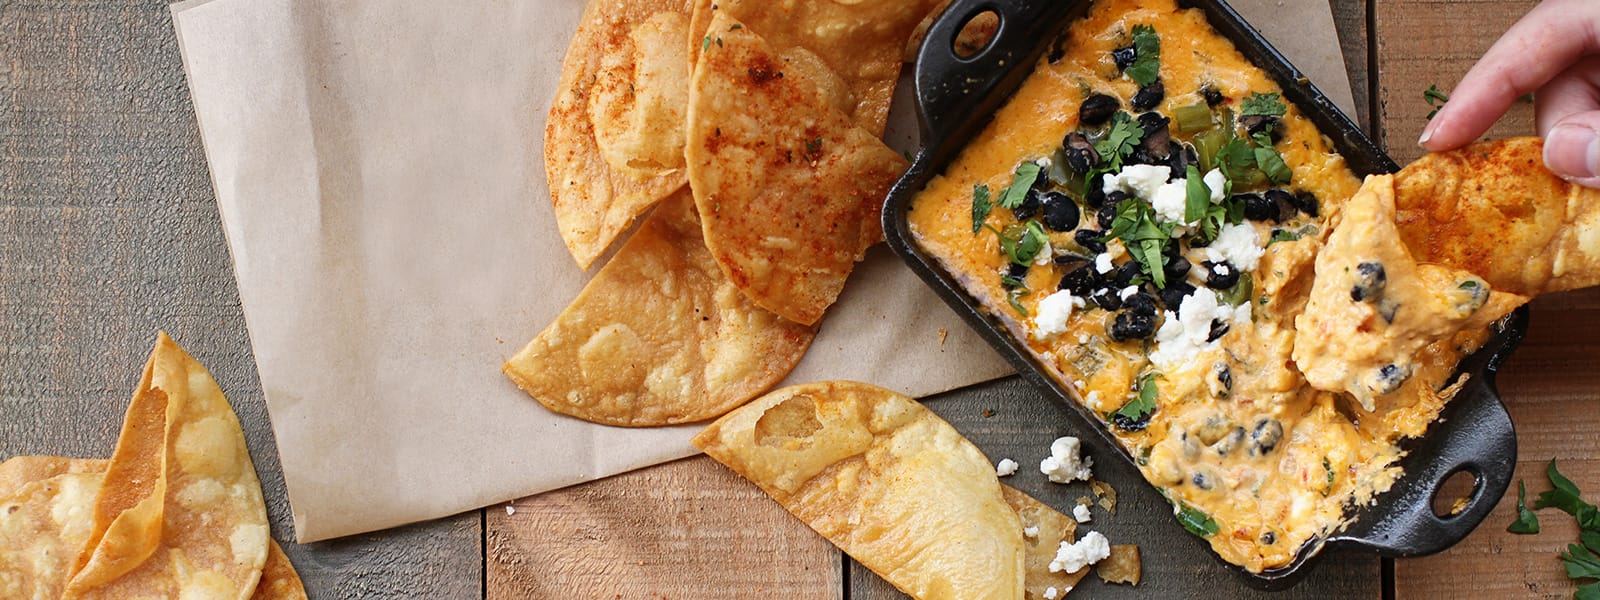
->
[881,0,1527,588]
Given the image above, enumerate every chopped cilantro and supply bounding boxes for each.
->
[991,222,1048,266]
[999,162,1042,209]
[1126,25,1161,86]
[1564,544,1600,580]
[1322,458,1336,497]
[1176,502,1219,537]
[728,23,743,31]
[1509,481,1541,534]
[1424,84,1450,120]
[1106,199,1175,288]
[971,184,993,234]
[1251,132,1293,185]
[1114,372,1158,423]
[1184,165,1211,224]
[1093,112,1144,173]
[1006,289,1029,316]
[1267,229,1302,246]
[1000,271,1028,288]
[1215,136,1257,181]
[1240,92,1287,117]
[701,36,710,52]
[1535,459,1589,516]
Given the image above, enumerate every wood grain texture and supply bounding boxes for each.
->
[0,1,482,598]
[1393,289,1600,600]
[1373,0,1538,162]
[847,378,1383,599]
[487,456,843,599]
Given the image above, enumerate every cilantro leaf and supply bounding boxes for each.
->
[1252,132,1292,185]
[1536,459,1591,517]
[1093,112,1144,172]
[1114,372,1159,423]
[1267,229,1301,246]
[1175,502,1219,537]
[971,184,993,234]
[1126,25,1161,86]
[1509,481,1542,534]
[1562,543,1600,580]
[1424,84,1450,121]
[1000,271,1028,289]
[1579,582,1600,600]
[1322,457,1336,497]
[1106,199,1175,288]
[991,222,1048,266]
[1184,164,1210,224]
[999,162,1042,209]
[1007,289,1029,316]
[1240,92,1286,117]
[1216,136,1257,181]
[1583,530,1600,555]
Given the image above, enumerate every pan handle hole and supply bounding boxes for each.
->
[952,10,1000,58]
[1431,468,1482,518]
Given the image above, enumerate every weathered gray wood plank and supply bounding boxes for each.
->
[0,1,482,598]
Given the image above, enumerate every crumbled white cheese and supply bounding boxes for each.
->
[1214,263,1231,276]
[1043,587,1060,600]
[1033,290,1085,339]
[1035,239,1055,266]
[505,505,517,516]
[1094,253,1114,274]
[1036,156,1053,169]
[1150,179,1191,224]
[1119,285,1139,300]
[1072,504,1092,523]
[1101,163,1171,200]
[1203,168,1227,202]
[1049,531,1111,573]
[1084,390,1104,411]
[995,458,1020,477]
[1205,222,1265,271]
[1040,436,1094,484]
[1024,526,1040,539]
[1149,288,1246,371]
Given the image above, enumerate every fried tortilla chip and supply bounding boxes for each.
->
[1393,136,1600,296]
[505,191,816,426]
[688,0,940,136]
[1296,174,1527,409]
[693,381,1025,599]
[1097,544,1141,586]
[1003,486,1089,599]
[251,543,308,600]
[0,465,104,599]
[64,333,270,600]
[547,0,693,268]
[686,15,909,325]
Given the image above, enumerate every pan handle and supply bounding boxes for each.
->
[912,0,1078,148]
[1327,309,1527,557]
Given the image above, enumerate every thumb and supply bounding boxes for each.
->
[1543,110,1600,189]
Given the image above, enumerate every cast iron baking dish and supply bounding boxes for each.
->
[882,0,1526,588]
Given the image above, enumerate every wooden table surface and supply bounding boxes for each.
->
[3,0,1596,598]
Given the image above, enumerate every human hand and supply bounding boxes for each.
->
[1417,0,1600,188]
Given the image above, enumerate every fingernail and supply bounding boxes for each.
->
[1544,124,1600,180]
[1417,114,1441,148]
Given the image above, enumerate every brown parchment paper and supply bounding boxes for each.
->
[170,0,1356,542]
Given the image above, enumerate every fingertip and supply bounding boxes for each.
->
[1544,121,1600,182]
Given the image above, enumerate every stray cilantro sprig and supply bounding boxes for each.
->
[971,184,993,234]
[1093,112,1144,173]
[1424,84,1450,120]
[1240,92,1287,117]
[1507,459,1600,599]
[1126,25,1161,86]
[1251,132,1293,185]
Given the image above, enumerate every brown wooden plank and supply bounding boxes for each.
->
[0,1,483,597]
[1373,0,1539,163]
[1393,290,1600,599]
[846,378,1383,599]
[487,455,843,599]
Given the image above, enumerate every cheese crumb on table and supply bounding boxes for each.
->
[1072,504,1092,523]
[1050,530,1111,573]
[1040,436,1094,483]
[995,458,1020,477]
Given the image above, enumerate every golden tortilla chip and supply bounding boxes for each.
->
[1003,486,1089,599]
[0,466,104,599]
[903,1,1000,64]
[1096,544,1141,586]
[686,15,909,325]
[1295,174,1527,409]
[547,0,693,268]
[64,333,270,600]
[693,381,1025,599]
[1393,136,1600,296]
[251,543,307,600]
[505,191,816,426]
[688,0,940,136]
